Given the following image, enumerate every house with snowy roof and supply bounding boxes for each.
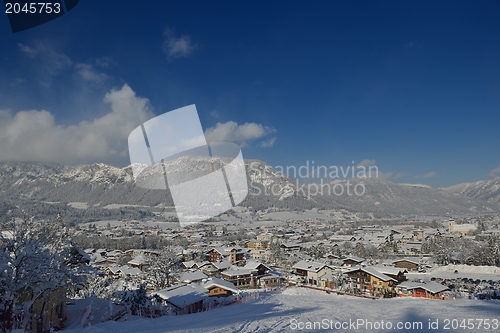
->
[179,269,208,284]
[221,269,257,288]
[106,265,142,279]
[206,248,229,262]
[393,258,420,271]
[128,255,148,270]
[342,256,365,266]
[200,277,239,297]
[154,284,208,315]
[397,281,448,298]
[344,266,397,296]
[292,260,332,286]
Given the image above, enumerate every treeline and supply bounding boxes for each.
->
[422,236,500,266]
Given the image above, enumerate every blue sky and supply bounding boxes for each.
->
[0,1,499,187]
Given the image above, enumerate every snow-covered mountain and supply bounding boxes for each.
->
[0,161,497,218]
[444,178,500,205]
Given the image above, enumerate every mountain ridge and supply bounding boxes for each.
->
[0,161,498,218]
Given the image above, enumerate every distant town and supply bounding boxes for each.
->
[2,207,499,332]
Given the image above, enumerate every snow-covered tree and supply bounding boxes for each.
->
[0,214,88,332]
[144,249,179,291]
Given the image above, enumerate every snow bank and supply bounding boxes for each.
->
[434,264,500,274]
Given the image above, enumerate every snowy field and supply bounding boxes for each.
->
[64,288,500,333]
[408,264,500,281]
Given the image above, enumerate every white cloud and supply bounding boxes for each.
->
[414,171,438,179]
[357,159,376,168]
[489,166,500,178]
[163,29,197,59]
[210,110,220,118]
[18,40,72,86]
[378,171,409,181]
[74,63,109,83]
[258,137,276,148]
[0,84,154,166]
[204,121,276,147]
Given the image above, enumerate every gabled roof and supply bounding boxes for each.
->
[281,242,302,248]
[128,255,147,266]
[342,256,365,263]
[397,281,448,294]
[182,260,196,269]
[371,265,407,276]
[179,270,208,283]
[292,260,328,273]
[212,260,233,270]
[345,266,397,282]
[107,265,141,276]
[393,258,419,265]
[222,268,256,277]
[154,284,208,308]
[243,260,271,271]
[194,261,214,269]
[206,247,228,256]
[201,277,239,294]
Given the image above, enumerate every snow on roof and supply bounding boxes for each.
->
[154,284,208,308]
[182,260,196,269]
[179,270,208,283]
[194,261,213,268]
[107,265,142,276]
[343,256,365,263]
[393,258,420,265]
[212,260,233,270]
[206,247,228,256]
[292,260,328,272]
[128,255,147,266]
[243,260,271,271]
[281,242,302,248]
[397,281,448,294]
[201,277,239,294]
[345,266,397,282]
[371,265,407,276]
[222,269,256,277]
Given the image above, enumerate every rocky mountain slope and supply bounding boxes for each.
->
[0,161,498,220]
[444,178,500,205]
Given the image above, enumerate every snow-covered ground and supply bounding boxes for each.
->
[64,288,500,333]
[407,264,500,281]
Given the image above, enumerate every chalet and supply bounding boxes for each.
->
[393,258,419,271]
[221,269,257,288]
[106,265,142,279]
[259,273,281,288]
[371,265,407,284]
[128,255,147,271]
[179,270,208,284]
[243,261,271,278]
[342,256,365,267]
[154,284,208,315]
[212,260,233,272]
[292,260,332,286]
[400,242,422,254]
[280,242,302,252]
[206,248,229,263]
[397,281,448,298]
[225,247,245,265]
[201,277,239,297]
[247,239,270,250]
[344,266,397,296]
[181,260,197,269]
[193,261,218,275]
[250,249,272,261]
